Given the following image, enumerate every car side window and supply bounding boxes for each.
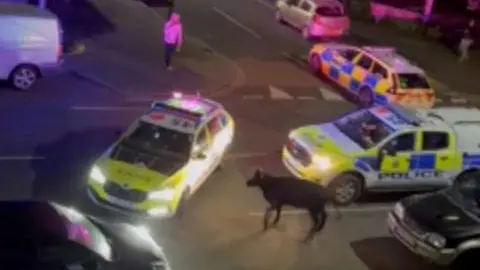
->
[338,49,358,62]
[386,133,415,152]
[207,115,225,137]
[422,131,449,150]
[371,63,388,79]
[357,54,373,70]
[299,0,312,11]
[286,0,300,6]
[195,127,208,148]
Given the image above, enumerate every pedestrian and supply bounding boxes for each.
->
[458,19,475,63]
[163,12,183,70]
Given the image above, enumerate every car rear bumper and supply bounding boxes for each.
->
[38,59,65,77]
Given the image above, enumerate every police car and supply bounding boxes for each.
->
[308,44,435,108]
[87,92,234,218]
[282,103,480,205]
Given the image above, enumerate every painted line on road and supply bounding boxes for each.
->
[225,152,271,160]
[297,96,316,100]
[251,0,275,10]
[242,95,264,100]
[212,7,263,40]
[69,106,145,111]
[451,97,468,104]
[248,205,392,216]
[0,156,45,161]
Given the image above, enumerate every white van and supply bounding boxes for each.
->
[0,3,63,90]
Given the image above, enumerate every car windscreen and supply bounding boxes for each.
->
[316,5,344,16]
[120,120,193,157]
[333,109,394,149]
[397,73,430,89]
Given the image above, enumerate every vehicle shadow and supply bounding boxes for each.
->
[47,0,115,46]
[351,237,444,270]
[30,127,121,215]
[357,191,425,204]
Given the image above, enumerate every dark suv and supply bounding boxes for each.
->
[388,172,480,269]
[0,200,170,270]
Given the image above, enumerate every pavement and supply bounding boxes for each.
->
[2,0,480,269]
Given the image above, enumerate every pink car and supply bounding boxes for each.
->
[276,0,350,39]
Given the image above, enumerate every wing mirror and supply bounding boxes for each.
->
[381,147,396,157]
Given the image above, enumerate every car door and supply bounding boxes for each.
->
[329,48,360,88]
[376,132,416,189]
[410,131,455,187]
[350,53,375,93]
[187,125,213,192]
[282,0,302,26]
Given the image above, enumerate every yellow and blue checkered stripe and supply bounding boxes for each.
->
[353,153,441,173]
[320,49,388,105]
[463,153,480,169]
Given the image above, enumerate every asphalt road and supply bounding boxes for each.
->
[1,0,479,269]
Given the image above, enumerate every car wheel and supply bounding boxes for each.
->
[309,54,322,74]
[173,188,190,218]
[328,173,363,206]
[358,87,374,108]
[302,26,310,40]
[9,64,39,91]
[275,10,284,23]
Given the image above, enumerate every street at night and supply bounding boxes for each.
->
[1,0,480,269]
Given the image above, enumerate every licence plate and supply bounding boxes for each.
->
[106,195,135,209]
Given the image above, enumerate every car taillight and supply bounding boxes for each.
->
[312,14,321,24]
[57,43,63,57]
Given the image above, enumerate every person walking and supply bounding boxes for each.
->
[163,12,183,70]
[458,20,475,63]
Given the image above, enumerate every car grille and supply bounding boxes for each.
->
[403,214,425,235]
[104,182,147,203]
[286,139,311,167]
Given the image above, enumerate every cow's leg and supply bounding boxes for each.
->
[263,205,275,231]
[272,204,283,225]
[315,210,328,232]
[304,210,319,242]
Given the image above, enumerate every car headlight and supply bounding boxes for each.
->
[426,232,446,248]
[148,188,175,200]
[90,166,106,184]
[394,202,405,220]
[312,156,330,170]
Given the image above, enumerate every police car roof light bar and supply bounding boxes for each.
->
[150,102,203,119]
[387,104,421,126]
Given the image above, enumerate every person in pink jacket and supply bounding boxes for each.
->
[163,12,183,70]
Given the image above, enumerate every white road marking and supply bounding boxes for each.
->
[435,97,443,103]
[212,7,263,40]
[251,0,275,10]
[317,87,345,101]
[248,205,392,216]
[269,85,293,100]
[69,106,144,111]
[0,156,45,161]
[242,95,264,100]
[297,96,316,100]
[225,152,270,159]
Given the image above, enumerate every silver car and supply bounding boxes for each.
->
[275,0,350,39]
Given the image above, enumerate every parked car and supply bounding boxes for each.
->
[0,3,63,91]
[0,200,170,269]
[275,0,350,39]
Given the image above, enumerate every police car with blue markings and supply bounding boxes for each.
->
[282,103,480,205]
[308,44,435,109]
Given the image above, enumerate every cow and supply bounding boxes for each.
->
[246,168,342,242]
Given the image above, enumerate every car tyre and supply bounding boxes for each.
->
[9,64,39,91]
[275,10,285,23]
[328,173,363,206]
[358,86,374,108]
[309,53,322,74]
